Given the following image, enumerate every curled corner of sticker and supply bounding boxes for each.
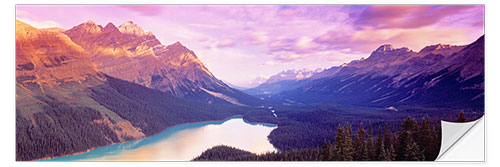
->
[435,116,484,161]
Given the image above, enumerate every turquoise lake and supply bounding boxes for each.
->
[45,116,277,161]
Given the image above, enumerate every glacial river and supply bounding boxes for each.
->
[46,116,277,161]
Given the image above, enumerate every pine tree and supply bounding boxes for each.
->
[383,124,391,150]
[457,110,467,122]
[419,123,442,161]
[413,121,420,143]
[320,139,333,161]
[375,127,384,157]
[396,117,427,161]
[396,117,417,160]
[389,143,397,161]
[377,141,387,160]
[361,142,370,161]
[383,149,392,161]
[333,125,345,161]
[403,132,425,161]
[367,122,377,160]
[418,116,436,160]
[354,124,367,160]
[343,122,354,161]
[392,134,398,147]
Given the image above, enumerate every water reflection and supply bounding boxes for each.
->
[47,116,277,161]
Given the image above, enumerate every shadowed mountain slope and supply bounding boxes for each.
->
[255,36,484,109]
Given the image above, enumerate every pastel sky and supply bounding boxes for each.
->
[16,5,484,88]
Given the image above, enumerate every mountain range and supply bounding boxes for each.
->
[16,19,484,161]
[247,36,484,109]
[244,68,324,95]
[15,20,269,161]
[62,20,262,106]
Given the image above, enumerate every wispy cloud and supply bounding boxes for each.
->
[216,39,235,48]
[118,5,163,16]
[188,23,221,29]
[274,52,311,62]
[263,60,276,66]
[247,31,270,45]
[16,9,28,18]
[17,18,61,29]
[352,5,481,29]
[16,9,61,29]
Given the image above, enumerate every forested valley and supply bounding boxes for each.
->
[194,113,471,161]
[266,104,482,152]
[16,75,274,161]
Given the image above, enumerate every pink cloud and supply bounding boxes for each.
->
[247,31,270,45]
[196,37,210,42]
[353,5,481,29]
[16,18,61,29]
[293,37,319,52]
[16,9,28,18]
[268,38,294,52]
[119,5,163,16]
[473,19,484,27]
[274,53,311,62]
[216,39,235,48]
[277,8,297,19]
[268,36,319,54]
[263,60,276,66]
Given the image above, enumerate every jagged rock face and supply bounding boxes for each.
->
[341,42,467,81]
[456,36,484,81]
[64,21,161,59]
[118,21,154,36]
[16,20,101,86]
[63,21,262,106]
[64,21,228,97]
[16,20,145,150]
[150,43,232,97]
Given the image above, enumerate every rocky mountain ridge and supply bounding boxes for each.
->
[249,36,484,108]
[63,20,261,105]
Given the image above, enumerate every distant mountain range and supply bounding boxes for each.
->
[247,36,484,109]
[244,69,323,95]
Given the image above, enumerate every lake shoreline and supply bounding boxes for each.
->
[36,114,278,161]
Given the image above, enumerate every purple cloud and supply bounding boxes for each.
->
[352,5,482,29]
[247,31,270,45]
[216,39,235,48]
[274,53,311,62]
[119,5,163,16]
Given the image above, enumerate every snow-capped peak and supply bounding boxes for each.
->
[118,21,152,36]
